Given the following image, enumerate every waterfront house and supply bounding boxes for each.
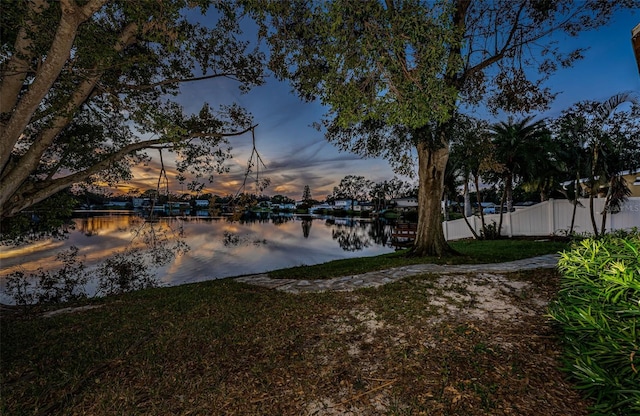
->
[391,197,418,209]
[561,169,640,198]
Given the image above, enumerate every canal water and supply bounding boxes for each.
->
[0,213,397,303]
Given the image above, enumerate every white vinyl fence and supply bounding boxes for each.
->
[443,197,640,241]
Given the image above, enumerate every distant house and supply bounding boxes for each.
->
[392,197,418,209]
[309,203,333,214]
[353,202,374,212]
[132,198,151,208]
[627,169,640,197]
[333,199,356,209]
[195,199,209,207]
[165,202,190,215]
[104,200,129,208]
[561,169,640,198]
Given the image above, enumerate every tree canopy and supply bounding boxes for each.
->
[0,0,265,220]
[246,0,635,256]
[330,174,373,210]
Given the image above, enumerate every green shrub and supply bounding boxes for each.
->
[548,231,640,415]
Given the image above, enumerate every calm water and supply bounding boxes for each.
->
[0,213,396,303]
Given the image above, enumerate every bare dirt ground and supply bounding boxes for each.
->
[295,269,589,415]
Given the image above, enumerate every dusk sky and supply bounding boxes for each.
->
[121,9,640,202]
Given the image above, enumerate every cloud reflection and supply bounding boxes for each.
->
[1,216,395,299]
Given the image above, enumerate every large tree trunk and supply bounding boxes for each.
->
[411,141,457,257]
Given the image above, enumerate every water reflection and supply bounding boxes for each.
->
[0,214,396,303]
[331,222,372,251]
[76,215,140,236]
[301,218,312,238]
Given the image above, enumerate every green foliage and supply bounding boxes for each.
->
[480,221,500,240]
[551,94,640,236]
[5,247,89,306]
[548,232,640,415]
[95,249,158,296]
[1,0,265,218]
[0,191,77,244]
[4,221,188,306]
[246,0,631,257]
[329,175,373,209]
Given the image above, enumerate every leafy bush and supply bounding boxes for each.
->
[5,247,88,306]
[5,247,161,306]
[548,231,640,415]
[95,249,158,296]
[0,192,77,245]
[481,221,500,240]
[4,220,189,307]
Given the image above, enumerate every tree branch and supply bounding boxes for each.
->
[2,124,257,217]
[0,0,48,116]
[463,2,589,81]
[462,1,525,80]
[0,19,137,209]
[0,0,109,175]
[120,73,243,91]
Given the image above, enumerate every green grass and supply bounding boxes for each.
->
[268,238,569,279]
[1,265,590,415]
[0,239,571,415]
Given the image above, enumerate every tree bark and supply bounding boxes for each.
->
[463,178,472,217]
[473,173,487,233]
[569,175,581,235]
[497,180,507,237]
[505,173,513,213]
[460,177,479,239]
[411,141,456,257]
[0,0,108,172]
[589,191,599,237]
[0,0,47,116]
[600,178,614,236]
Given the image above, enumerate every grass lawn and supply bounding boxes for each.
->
[1,239,589,415]
[268,238,569,279]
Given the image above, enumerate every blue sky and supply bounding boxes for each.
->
[124,8,640,201]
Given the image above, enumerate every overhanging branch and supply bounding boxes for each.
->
[2,124,257,217]
[121,73,242,91]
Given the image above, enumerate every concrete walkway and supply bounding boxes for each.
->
[234,254,561,294]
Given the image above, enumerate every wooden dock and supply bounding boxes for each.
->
[391,223,417,247]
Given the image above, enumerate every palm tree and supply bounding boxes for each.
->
[447,115,493,239]
[551,111,591,235]
[590,93,640,236]
[557,92,640,236]
[489,116,551,235]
